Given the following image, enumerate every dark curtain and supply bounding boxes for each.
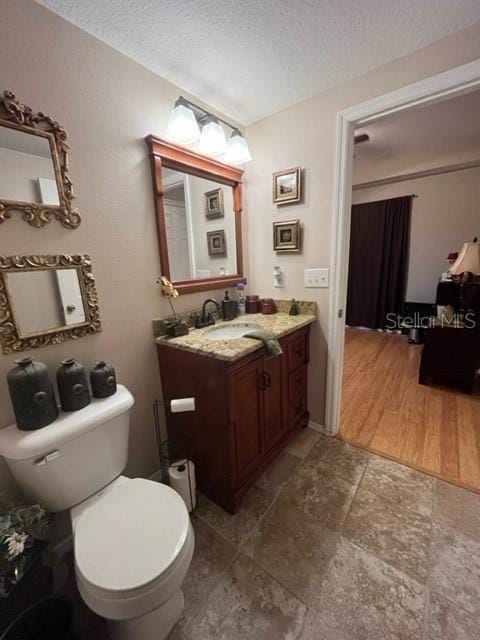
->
[346,196,412,330]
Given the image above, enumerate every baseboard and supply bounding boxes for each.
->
[150,469,163,483]
[308,420,327,434]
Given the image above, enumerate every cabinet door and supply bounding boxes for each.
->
[231,358,264,487]
[263,354,286,452]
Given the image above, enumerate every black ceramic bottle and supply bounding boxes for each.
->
[56,358,91,412]
[90,361,117,398]
[7,357,58,430]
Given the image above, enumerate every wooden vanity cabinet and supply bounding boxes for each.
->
[156,325,310,513]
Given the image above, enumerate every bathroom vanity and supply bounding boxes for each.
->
[156,314,314,513]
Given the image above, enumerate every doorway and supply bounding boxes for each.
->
[326,59,480,490]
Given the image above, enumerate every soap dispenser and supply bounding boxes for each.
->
[222,291,238,321]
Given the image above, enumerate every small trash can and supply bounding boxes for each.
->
[0,597,74,640]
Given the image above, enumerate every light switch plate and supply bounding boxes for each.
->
[304,268,329,288]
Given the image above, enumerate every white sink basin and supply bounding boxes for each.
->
[204,323,262,341]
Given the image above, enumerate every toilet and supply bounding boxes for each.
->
[0,385,194,640]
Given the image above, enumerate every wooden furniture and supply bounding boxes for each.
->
[419,326,480,393]
[145,136,246,295]
[157,325,310,513]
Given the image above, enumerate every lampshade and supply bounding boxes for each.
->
[166,97,201,144]
[200,116,227,156]
[224,129,252,164]
[450,241,480,275]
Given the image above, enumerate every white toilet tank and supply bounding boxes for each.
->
[0,385,134,512]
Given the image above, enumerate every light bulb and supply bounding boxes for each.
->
[200,116,227,156]
[224,129,252,164]
[166,97,200,144]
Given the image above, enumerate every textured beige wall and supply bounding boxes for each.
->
[245,24,480,426]
[352,167,480,302]
[0,0,240,499]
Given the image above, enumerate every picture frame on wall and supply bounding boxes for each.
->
[273,219,301,252]
[207,229,226,256]
[272,167,301,204]
[204,188,224,218]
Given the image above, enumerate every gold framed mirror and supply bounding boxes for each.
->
[0,90,80,229]
[0,255,101,354]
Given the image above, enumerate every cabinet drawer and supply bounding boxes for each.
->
[287,334,307,372]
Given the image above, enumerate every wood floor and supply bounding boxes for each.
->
[340,327,480,493]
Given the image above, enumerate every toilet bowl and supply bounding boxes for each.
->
[72,477,194,640]
[0,385,194,640]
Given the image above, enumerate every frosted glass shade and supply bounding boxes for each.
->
[166,101,200,144]
[450,242,480,275]
[200,117,227,156]
[224,130,252,164]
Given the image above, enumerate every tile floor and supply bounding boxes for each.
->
[73,428,480,640]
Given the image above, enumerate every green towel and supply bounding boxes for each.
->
[245,330,283,357]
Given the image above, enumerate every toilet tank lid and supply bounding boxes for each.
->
[0,385,134,461]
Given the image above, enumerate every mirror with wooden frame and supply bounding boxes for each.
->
[146,136,246,294]
[0,255,101,354]
[0,90,80,229]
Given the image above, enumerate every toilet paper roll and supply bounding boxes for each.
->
[168,460,196,512]
[170,397,196,413]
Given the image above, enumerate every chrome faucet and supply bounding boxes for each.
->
[195,298,220,328]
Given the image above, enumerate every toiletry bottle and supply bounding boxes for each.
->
[236,283,246,316]
[222,291,238,321]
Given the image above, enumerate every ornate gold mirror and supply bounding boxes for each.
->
[0,91,80,228]
[0,255,101,354]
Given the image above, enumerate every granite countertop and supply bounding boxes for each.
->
[155,312,316,361]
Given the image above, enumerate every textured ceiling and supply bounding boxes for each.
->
[37,0,480,124]
[354,88,480,174]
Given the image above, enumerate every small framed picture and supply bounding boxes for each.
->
[205,188,224,218]
[272,167,301,204]
[207,230,226,256]
[273,219,301,252]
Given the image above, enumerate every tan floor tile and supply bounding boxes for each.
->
[344,486,432,583]
[433,479,480,541]
[178,516,237,630]
[281,464,357,530]
[299,610,349,640]
[195,485,273,546]
[360,455,434,517]
[429,521,480,612]
[255,450,301,497]
[284,427,321,459]
[244,496,339,609]
[301,435,370,485]
[188,553,307,640]
[315,538,425,640]
[425,591,480,640]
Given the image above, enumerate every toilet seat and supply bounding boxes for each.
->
[74,478,190,599]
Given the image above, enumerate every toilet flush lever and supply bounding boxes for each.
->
[34,450,60,466]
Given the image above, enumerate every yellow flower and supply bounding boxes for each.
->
[158,276,179,298]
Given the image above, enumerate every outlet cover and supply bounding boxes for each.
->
[304,268,329,288]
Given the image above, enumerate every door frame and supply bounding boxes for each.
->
[325,58,480,435]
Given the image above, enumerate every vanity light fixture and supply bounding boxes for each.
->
[200,115,227,156]
[166,96,201,144]
[224,129,252,164]
[166,96,252,164]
